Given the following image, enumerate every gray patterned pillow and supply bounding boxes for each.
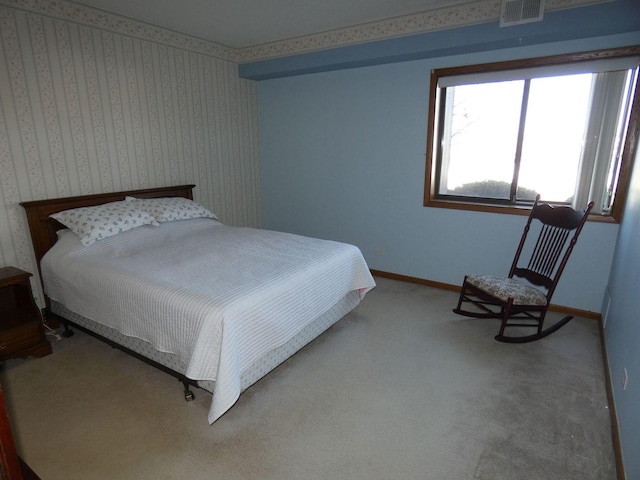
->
[51,201,158,246]
[126,196,217,223]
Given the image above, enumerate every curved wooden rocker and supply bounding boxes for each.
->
[453,196,593,343]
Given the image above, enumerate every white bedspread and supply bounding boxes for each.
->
[41,218,375,423]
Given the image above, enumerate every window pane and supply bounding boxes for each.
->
[438,81,524,199]
[427,48,640,219]
[518,74,592,203]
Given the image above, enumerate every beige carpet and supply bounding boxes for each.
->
[0,277,615,479]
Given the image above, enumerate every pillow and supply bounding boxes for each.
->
[56,228,71,239]
[50,201,158,246]
[125,196,217,223]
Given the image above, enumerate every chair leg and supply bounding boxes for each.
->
[454,277,468,312]
[496,307,572,343]
[453,278,499,319]
[497,298,513,337]
[495,315,574,343]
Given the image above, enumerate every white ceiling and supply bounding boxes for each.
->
[68,0,479,49]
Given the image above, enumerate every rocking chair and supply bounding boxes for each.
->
[453,195,593,343]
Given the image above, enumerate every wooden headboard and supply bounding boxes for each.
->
[20,184,195,276]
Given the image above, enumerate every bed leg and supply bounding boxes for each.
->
[182,380,195,401]
[61,322,74,338]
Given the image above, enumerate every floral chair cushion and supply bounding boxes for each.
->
[466,275,547,306]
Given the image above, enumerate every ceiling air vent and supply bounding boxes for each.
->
[500,0,545,27]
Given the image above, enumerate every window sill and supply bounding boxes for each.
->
[424,198,618,224]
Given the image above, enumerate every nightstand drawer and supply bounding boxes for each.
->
[0,267,52,361]
[0,320,44,359]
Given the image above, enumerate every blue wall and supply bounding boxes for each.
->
[256,6,639,474]
[256,32,640,312]
[604,145,640,478]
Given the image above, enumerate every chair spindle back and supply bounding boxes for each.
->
[509,196,594,296]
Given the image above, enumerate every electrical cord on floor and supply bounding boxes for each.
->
[44,324,62,342]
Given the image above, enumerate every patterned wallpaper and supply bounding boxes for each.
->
[1,0,610,64]
[0,3,261,306]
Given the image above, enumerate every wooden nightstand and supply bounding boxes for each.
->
[0,267,51,361]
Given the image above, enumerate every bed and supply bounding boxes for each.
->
[20,185,375,424]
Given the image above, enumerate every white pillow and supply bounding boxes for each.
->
[125,196,217,223]
[51,201,158,246]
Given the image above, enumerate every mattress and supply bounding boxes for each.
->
[41,218,375,422]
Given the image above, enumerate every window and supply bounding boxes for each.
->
[424,47,640,221]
